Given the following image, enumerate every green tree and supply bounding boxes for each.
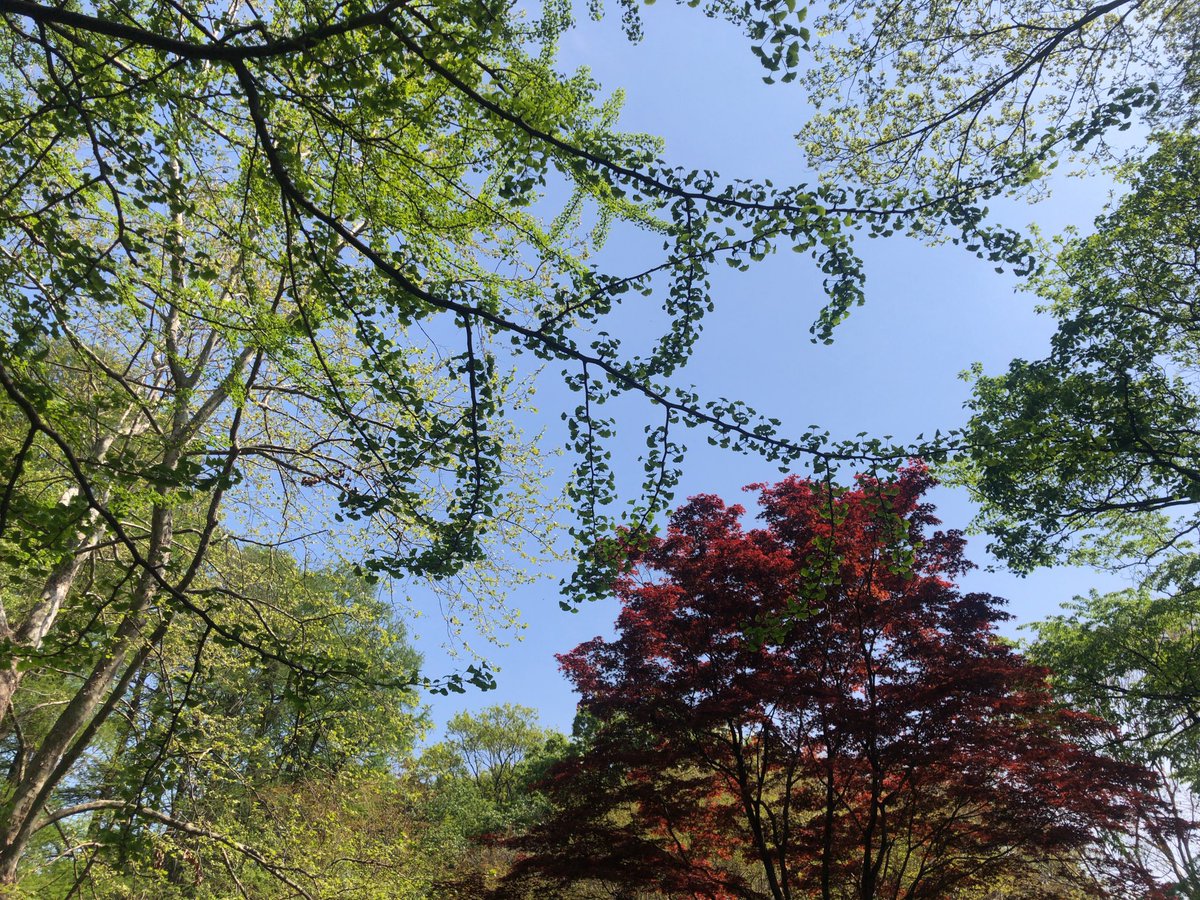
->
[6,546,429,897]
[942,118,1200,900]
[0,0,1033,886]
[412,705,565,896]
[954,133,1200,571]
[801,0,1198,198]
[415,704,561,834]
[1029,556,1200,894]
[438,704,553,808]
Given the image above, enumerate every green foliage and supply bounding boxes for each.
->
[801,0,1197,197]
[405,705,566,895]
[21,773,432,899]
[6,547,430,897]
[416,705,563,835]
[141,549,425,782]
[954,133,1200,570]
[1028,554,1200,893]
[1030,564,1200,788]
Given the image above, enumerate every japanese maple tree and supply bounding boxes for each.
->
[499,464,1169,899]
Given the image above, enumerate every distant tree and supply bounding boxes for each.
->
[443,705,553,805]
[411,705,566,897]
[500,465,1167,899]
[417,704,557,823]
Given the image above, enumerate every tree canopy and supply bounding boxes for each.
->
[955,133,1200,571]
[802,0,1198,197]
[500,466,1166,898]
[0,0,1195,892]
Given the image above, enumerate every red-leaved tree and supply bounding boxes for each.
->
[497,464,1170,899]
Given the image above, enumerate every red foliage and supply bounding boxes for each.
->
[497,464,1167,899]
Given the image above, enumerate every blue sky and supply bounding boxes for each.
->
[412,3,1132,737]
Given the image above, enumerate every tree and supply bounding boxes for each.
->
[5,547,429,897]
[942,118,1200,899]
[954,133,1200,572]
[412,705,566,895]
[1029,555,1200,894]
[501,465,1166,899]
[801,0,1198,199]
[438,704,553,808]
[0,0,1036,883]
[415,704,557,836]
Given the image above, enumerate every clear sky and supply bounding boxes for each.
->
[411,2,1132,737]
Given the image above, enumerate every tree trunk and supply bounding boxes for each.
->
[0,501,173,883]
[729,722,788,900]
[0,419,140,729]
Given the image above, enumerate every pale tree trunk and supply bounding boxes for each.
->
[0,316,256,884]
[0,426,133,728]
[0,135,271,882]
[0,154,193,882]
[0,497,174,882]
